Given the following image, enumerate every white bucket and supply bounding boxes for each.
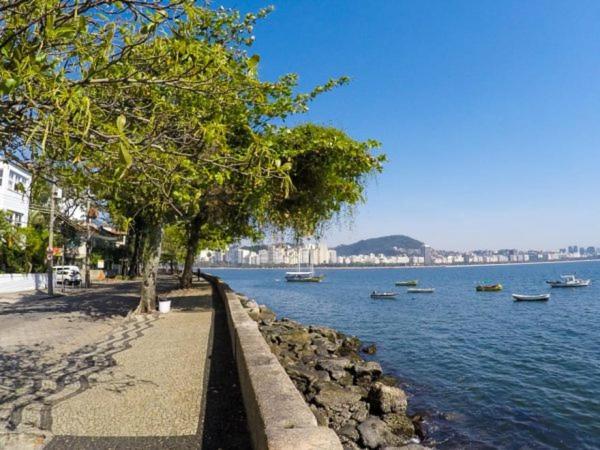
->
[158,300,171,314]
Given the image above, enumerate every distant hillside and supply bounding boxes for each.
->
[335,235,424,256]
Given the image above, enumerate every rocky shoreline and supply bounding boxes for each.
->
[238,295,431,450]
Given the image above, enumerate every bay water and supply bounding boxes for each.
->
[210,260,600,449]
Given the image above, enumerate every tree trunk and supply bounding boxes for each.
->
[135,221,163,314]
[128,220,143,278]
[180,212,203,289]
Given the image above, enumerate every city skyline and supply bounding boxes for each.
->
[224,0,600,249]
[197,240,600,268]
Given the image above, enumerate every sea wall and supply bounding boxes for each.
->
[202,273,343,450]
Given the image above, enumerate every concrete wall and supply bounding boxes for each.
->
[203,273,342,450]
[0,273,48,294]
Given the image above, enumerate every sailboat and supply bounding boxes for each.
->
[285,246,324,282]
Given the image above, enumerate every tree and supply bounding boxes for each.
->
[263,125,384,237]
[2,1,385,314]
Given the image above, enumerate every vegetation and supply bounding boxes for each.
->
[1,1,385,312]
[334,235,424,257]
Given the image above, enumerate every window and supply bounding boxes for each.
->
[8,170,27,192]
[7,211,24,227]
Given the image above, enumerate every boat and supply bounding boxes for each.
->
[545,275,591,288]
[395,280,418,286]
[285,245,324,282]
[476,283,503,292]
[371,291,398,299]
[407,288,435,294]
[512,293,550,302]
[284,271,324,282]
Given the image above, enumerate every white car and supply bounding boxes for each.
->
[53,265,82,286]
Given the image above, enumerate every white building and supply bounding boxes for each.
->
[0,161,31,227]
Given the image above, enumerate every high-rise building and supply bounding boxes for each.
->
[422,244,433,265]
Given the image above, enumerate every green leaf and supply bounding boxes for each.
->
[1,78,18,94]
[116,114,126,132]
[119,143,132,167]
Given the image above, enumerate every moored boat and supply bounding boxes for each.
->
[407,288,435,294]
[370,291,398,299]
[546,275,590,288]
[512,293,550,302]
[395,280,418,286]
[285,271,324,282]
[286,245,324,282]
[476,283,503,292]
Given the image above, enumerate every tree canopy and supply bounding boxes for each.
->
[1,1,386,311]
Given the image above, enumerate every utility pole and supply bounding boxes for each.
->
[84,191,91,288]
[47,181,56,295]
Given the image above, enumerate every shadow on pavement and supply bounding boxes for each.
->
[43,280,251,449]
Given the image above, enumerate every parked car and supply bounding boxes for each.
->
[53,265,82,286]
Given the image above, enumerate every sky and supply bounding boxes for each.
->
[221,0,600,251]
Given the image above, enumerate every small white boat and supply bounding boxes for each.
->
[512,293,550,302]
[546,275,590,288]
[371,291,398,299]
[407,288,435,294]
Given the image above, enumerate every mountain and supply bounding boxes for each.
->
[334,235,424,257]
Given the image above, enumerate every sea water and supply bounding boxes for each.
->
[210,261,600,449]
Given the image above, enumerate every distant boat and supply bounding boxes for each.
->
[395,280,418,286]
[371,291,398,299]
[476,283,503,292]
[512,293,550,302]
[546,275,590,288]
[407,288,435,294]
[285,271,324,282]
[286,244,324,283]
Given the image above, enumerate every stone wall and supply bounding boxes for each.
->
[202,273,343,450]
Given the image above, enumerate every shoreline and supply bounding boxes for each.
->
[204,258,600,270]
[238,294,429,449]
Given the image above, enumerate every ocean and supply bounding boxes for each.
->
[209,261,600,450]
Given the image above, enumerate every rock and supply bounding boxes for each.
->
[286,364,319,393]
[246,307,260,321]
[350,401,369,423]
[358,417,403,449]
[309,404,329,426]
[314,382,363,412]
[382,445,432,450]
[312,336,340,353]
[339,422,360,441]
[354,361,383,378]
[340,335,361,354]
[380,374,399,386]
[245,300,259,309]
[383,413,415,438]
[282,329,312,348]
[362,343,377,354]
[341,438,362,450]
[258,305,276,324]
[338,372,355,387]
[315,370,331,382]
[410,413,427,441]
[309,325,339,342]
[369,382,408,414]
[348,384,369,400]
[316,357,352,380]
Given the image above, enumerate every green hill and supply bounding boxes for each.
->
[335,235,424,256]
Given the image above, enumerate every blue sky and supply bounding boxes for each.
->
[221,1,600,250]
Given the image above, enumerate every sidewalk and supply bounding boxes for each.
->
[0,279,246,449]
